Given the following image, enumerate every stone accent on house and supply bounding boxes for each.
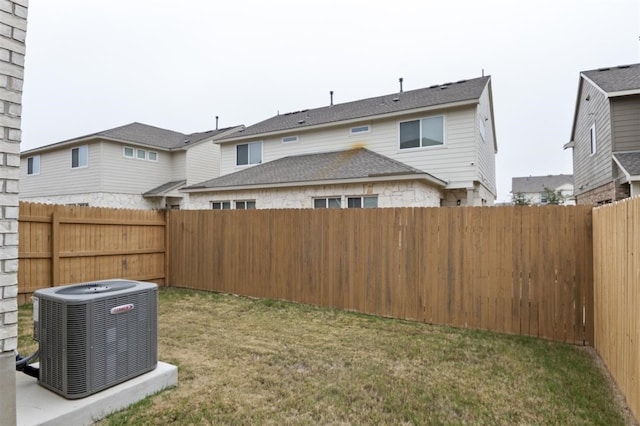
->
[0,1,27,424]
[576,181,630,205]
[186,180,444,209]
[20,192,182,210]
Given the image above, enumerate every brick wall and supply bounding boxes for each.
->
[576,181,631,205]
[0,1,27,424]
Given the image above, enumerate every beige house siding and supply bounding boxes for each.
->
[218,104,489,197]
[572,79,613,197]
[611,95,640,152]
[20,141,102,197]
[186,141,219,185]
[475,84,497,197]
[186,180,443,210]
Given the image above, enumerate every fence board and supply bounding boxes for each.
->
[18,202,166,301]
[168,205,593,344]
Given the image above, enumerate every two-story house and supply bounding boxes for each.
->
[20,122,243,209]
[182,76,497,209]
[511,174,574,205]
[564,63,640,205]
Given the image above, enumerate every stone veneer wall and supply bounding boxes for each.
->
[576,181,630,205]
[0,1,27,424]
[186,180,444,209]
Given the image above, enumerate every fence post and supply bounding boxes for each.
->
[51,210,60,287]
[164,209,170,287]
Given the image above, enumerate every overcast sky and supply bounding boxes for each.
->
[20,0,639,202]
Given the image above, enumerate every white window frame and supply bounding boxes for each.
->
[123,146,134,158]
[71,145,88,169]
[211,201,231,210]
[399,115,445,150]
[148,151,158,161]
[347,195,378,208]
[136,148,147,160]
[27,155,40,175]
[235,200,256,210]
[350,125,370,135]
[590,123,597,156]
[236,141,263,166]
[282,135,298,144]
[313,197,341,209]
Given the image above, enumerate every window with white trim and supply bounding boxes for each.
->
[136,149,146,160]
[347,195,378,208]
[313,197,341,209]
[123,146,134,158]
[27,155,40,175]
[211,201,231,209]
[282,135,298,144]
[71,145,88,168]
[237,141,262,166]
[235,200,256,209]
[148,151,158,161]
[350,125,370,134]
[590,123,597,155]
[399,116,444,149]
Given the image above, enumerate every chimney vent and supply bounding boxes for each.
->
[399,77,404,93]
[330,91,334,106]
[215,116,219,130]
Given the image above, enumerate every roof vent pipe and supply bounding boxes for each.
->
[399,77,403,93]
[330,91,334,106]
[215,116,219,130]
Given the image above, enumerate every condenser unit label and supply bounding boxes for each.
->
[110,303,135,314]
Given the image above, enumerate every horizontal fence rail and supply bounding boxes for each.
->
[18,202,167,303]
[168,206,594,345]
[593,196,640,421]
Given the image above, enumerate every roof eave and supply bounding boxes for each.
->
[21,135,174,155]
[182,173,447,193]
[607,89,640,98]
[216,99,480,144]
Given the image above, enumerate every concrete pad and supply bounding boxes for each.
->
[16,361,178,426]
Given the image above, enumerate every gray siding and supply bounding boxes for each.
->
[572,80,613,196]
[475,84,497,196]
[611,95,640,152]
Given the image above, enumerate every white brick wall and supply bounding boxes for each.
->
[20,191,178,210]
[0,1,26,423]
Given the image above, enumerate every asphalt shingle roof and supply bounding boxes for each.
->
[221,76,490,139]
[512,174,573,193]
[144,180,187,196]
[184,148,445,190]
[613,152,640,177]
[23,122,241,154]
[582,64,640,94]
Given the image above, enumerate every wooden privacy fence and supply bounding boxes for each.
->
[593,196,640,421]
[18,202,167,303]
[169,206,594,344]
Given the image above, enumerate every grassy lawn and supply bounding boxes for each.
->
[18,287,633,425]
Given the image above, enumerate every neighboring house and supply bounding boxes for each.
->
[511,174,574,205]
[20,122,243,209]
[183,76,497,209]
[564,63,640,205]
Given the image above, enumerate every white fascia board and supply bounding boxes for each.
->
[216,99,479,144]
[21,136,172,156]
[182,173,446,193]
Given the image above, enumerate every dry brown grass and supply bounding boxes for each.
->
[18,287,633,425]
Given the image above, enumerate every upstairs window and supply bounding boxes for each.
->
[71,145,88,168]
[27,155,40,175]
[136,149,146,160]
[313,197,341,209]
[347,196,378,208]
[123,146,134,158]
[237,141,262,166]
[400,116,444,149]
[590,124,597,155]
[282,136,298,144]
[350,125,370,134]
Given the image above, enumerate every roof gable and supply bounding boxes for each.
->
[183,148,445,191]
[220,76,490,141]
[613,151,640,180]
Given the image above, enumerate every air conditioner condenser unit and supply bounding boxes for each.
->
[33,279,158,399]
